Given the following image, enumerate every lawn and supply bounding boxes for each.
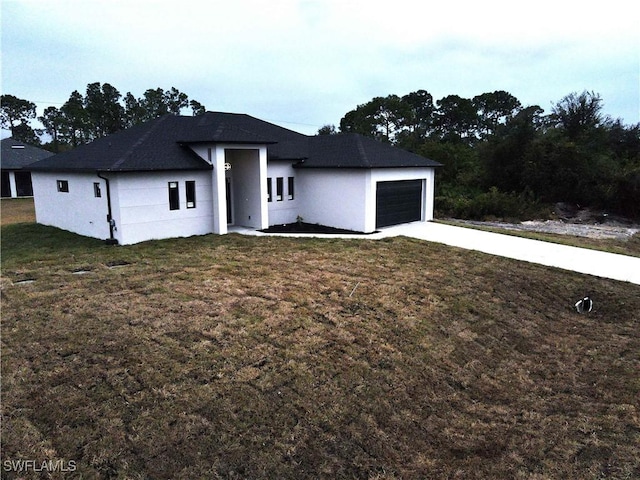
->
[1,219,639,478]
[1,198,36,226]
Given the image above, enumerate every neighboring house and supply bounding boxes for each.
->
[29,112,441,245]
[1,138,53,198]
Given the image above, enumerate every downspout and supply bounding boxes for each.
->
[97,172,118,245]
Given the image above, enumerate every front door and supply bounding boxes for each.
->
[225,177,233,224]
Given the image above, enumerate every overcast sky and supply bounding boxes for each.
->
[1,0,638,136]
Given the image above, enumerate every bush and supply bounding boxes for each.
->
[436,187,547,221]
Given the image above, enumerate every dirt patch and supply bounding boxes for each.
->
[451,204,640,241]
[454,218,640,240]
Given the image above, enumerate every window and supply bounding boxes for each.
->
[186,181,196,208]
[267,177,272,202]
[276,177,283,201]
[288,177,295,200]
[57,180,69,192]
[94,182,102,198]
[168,181,180,210]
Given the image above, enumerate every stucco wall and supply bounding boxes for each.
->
[113,171,214,245]
[297,169,370,232]
[295,167,436,233]
[267,160,299,225]
[32,171,111,240]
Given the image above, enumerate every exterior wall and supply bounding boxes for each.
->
[113,171,214,245]
[32,171,111,240]
[295,167,436,233]
[267,160,299,225]
[297,169,370,232]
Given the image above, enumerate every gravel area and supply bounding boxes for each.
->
[450,219,640,240]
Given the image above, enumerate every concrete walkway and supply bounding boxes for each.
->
[234,222,640,285]
[384,222,640,285]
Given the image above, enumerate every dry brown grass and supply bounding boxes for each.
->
[1,198,36,226]
[1,222,639,479]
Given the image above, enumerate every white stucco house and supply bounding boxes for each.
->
[29,112,441,245]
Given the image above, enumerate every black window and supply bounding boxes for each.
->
[186,181,196,208]
[1,172,10,197]
[15,172,33,196]
[267,177,272,202]
[276,177,283,201]
[168,181,180,210]
[57,180,69,193]
[288,177,294,200]
[94,182,102,198]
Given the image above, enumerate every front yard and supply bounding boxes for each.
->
[1,218,639,479]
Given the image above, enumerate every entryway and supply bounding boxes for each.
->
[223,149,264,229]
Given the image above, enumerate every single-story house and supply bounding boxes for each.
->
[29,112,441,245]
[1,137,54,198]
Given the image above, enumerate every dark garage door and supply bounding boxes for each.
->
[376,179,423,228]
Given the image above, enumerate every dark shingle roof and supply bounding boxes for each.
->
[299,134,441,168]
[1,138,54,169]
[30,115,209,172]
[29,112,440,172]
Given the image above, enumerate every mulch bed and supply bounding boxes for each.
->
[260,222,375,235]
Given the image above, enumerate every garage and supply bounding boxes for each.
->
[375,179,423,228]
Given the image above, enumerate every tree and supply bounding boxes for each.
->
[549,91,604,140]
[480,105,544,192]
[124,92,146,127]
[83,82,125,140]
[395,90,437,150]
[339,95,410,143]
[164,87,189,115]
[4,84,207,149]
[39,106,65,152]
[60,90,89,147]
[317,124,337,135]
[0,94,40,144]
[473,90,522,138]
[139,88,169,121]
[339,103,379,138]
[190,100,206,116]
[402,90,435,133]
[434,95,478,143]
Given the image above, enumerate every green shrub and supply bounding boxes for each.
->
[436,187,547,221]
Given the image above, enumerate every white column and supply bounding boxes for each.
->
[425,170,435,221]
[258,146,269,229]
[211,146,228,234]
[8,171,17,198]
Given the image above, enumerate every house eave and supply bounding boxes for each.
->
[30,165,214,174]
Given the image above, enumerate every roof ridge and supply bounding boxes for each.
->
[354,134,371,168]
[109,115,171,170]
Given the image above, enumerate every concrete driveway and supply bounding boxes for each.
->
[241,222,640,285]
[379,222,640,285]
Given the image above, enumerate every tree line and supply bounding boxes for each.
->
[323,90,640,220]
[1,83,206,152]
[2,85,638,220]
